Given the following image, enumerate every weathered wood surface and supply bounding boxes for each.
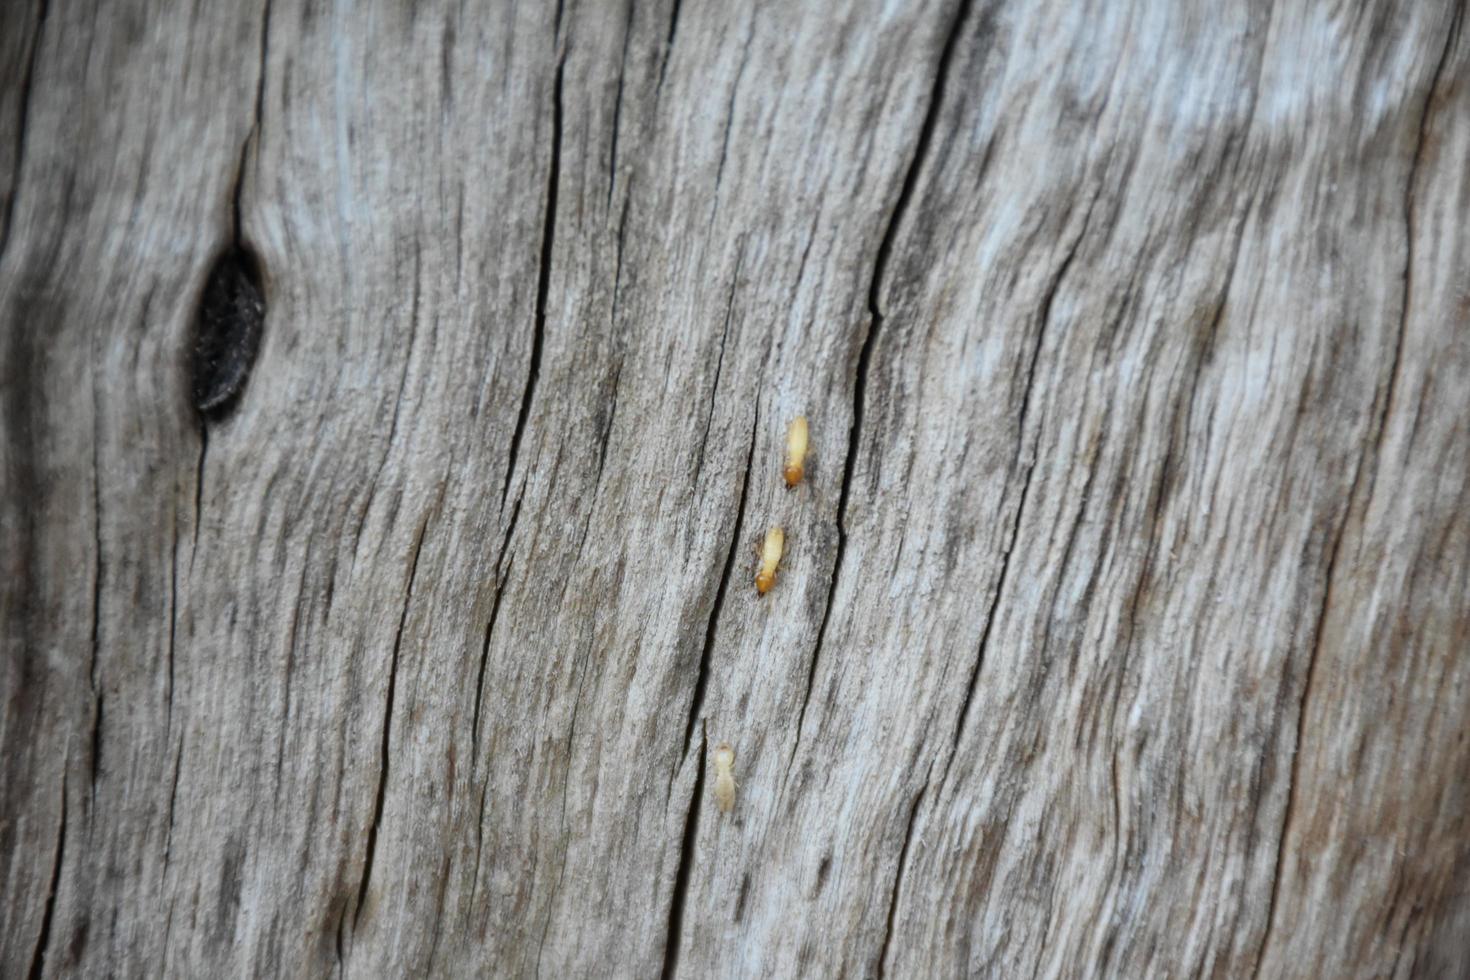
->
[3,0,1468,976]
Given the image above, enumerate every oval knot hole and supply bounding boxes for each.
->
[191,247,265,418]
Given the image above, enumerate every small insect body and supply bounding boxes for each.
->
[712,743,737,813]
[784,416,809,488]
[755,527,785,595]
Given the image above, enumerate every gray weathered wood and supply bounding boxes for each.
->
[3,0,1468,976]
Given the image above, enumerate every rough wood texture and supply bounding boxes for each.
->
[3,0,1468,976]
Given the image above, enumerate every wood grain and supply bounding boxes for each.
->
[2,0,1467,976]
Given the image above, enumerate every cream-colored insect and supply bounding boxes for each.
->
[755,527,784,596]
[712,743,737,813]
[784,416,809,488]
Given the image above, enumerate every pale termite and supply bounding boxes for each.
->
[784,416,809,488]
[712,743,737,813]
[756,527,784,596]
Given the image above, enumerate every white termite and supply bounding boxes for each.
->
[712,743,737,813]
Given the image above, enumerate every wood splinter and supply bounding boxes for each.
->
[784,415,809,487]
[756,527,784,595]
[712,743,737,813]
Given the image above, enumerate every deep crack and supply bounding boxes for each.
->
[876,772,931,978]
[27,766,66,980]
[683,406,759,753]
[943,195,1095,779]
[660,729,708,980]
[501,54,565,511]
[353,515,431,929]
[791,0,976,766]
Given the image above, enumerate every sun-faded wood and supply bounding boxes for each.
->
[872,5,1470,976]
[1,1,269,975]
[1256,19,1470,976]
[2,0,1468,978]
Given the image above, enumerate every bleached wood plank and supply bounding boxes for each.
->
[2,0,1466,977]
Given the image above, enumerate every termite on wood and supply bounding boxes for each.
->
[712,743,737,813]
[755,527,784,595]
[784,416,809,487]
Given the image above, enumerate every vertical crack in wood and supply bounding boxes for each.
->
[1353,3,1461,523]
[500,52,564,512]
[352,514,431,932]
[471,492,522,772]
[0,0,47,263]
[876,772,931,978]
[588,364,623,510]
[27,763,65,980]
[273,553,311,802]
[422,846,454,978]
[159,736,183,966]
[942,195,1095,779]
[231,0,269,246]
[223,0,269,269]
[470,53,570,938]
[467,493,525,915]
[607,0,635,210]
[707,20,756,226]
[1253,10,1462,972]
[469,560,509,776]
[1086,193,1252,949]
[89,371,104,802]
[385,245,423,458]
[533,639,596,978]
[790,0,975,769]
[576,192,635,517]
[581,197,635,513]
[346,244,423,573]
[166,500,180,736]
[251,0,272,164]
[191,426,207,564]
[333,907,347,974]
[88,150,112,795]
[162,734,184,876]
[655,0,683,93]
[692,244,743,490]
[1252,465,1354,972]
[660,727,709,980]
[683,405,758,755]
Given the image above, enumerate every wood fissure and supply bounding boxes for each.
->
[792,0,976,763]
[943,199,1095,775]
[88,391,104,801]
[0,0,46,261]
[876,771,931,979]
[606,0,635,210]
[4,0,1468,974]
[1360,4,1461,520]
[26,766,65,980]
[190,427,206,562]
[353,514,431,932]
[1254,10,1466,972]
[467,489,523,916]
[708,16,756,217]
[501,54,564,512]
[534,649,593,980]
[691,245,741,489]
[656,0,683,93]
[249,0,271,181]
[683,404,758,754]
[660,729,708,980]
